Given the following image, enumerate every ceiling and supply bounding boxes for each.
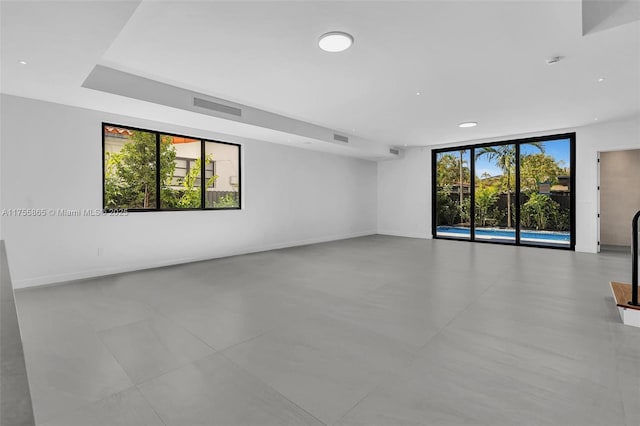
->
[2,0,639,159]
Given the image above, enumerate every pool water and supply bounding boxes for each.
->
[437,226,570,243]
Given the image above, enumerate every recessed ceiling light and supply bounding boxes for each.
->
[597,77,605,82]
[416,92,421,96]
[18,60,27,65]
[318,31,353,53]
[594,117,599,121]
[458,121,478,128]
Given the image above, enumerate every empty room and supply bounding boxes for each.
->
[1,1,639,426]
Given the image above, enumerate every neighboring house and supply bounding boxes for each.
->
[104,126,239,192]
[551,175,571,194]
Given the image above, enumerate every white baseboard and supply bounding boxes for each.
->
[575,244,598,254]
[377,229,431,239]
[12,230,377,289]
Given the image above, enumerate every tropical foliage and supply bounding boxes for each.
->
[474,186,499,227]
[105,132,222,209]
[520,153,564,193]
[213,193,240,208]
[474,143,543,227]
[436,141,570,233]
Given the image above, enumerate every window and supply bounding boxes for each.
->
[205,141,240,208]
[433,133,575,249]
[103,123,241,211]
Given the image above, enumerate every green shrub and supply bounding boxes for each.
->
[521,193,560,230]
[213,193,239,208]
[474,186,499,227]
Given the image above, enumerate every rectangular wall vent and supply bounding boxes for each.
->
[333,134,349,143]
[389,148,400,155]
[193,97,242,117]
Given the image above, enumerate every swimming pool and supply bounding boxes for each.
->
[436,226,570,244]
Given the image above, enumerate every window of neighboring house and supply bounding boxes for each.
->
[205,141,240,208]
[173,158,215,188]
[103,123,241,211]
[171,158,215,187]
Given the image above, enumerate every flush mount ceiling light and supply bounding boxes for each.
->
[458,121,478,128]
[598,77,605,82]
[18,60,27,65]
[318,31,353,52]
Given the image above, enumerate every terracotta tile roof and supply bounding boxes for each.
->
[104,126,133,136]
[170,136,199,144]
[104,126,198,144]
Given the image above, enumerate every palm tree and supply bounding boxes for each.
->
[475,143,544,228]
[458,150,467,207]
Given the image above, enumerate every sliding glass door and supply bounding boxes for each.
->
[434,150,471,240]
[432,133,575,250]
[519,138,572,247]
[474,143,516,244]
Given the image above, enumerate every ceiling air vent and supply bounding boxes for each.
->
[193,97,242,117]
[389,148,400,155]
[333,134,349,143]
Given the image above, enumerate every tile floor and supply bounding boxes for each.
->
[14,236,640,426]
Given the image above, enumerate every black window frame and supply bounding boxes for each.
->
[102,122,242,212]
[431,132,576,251]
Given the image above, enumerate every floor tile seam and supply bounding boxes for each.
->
[144,303,222,353]
[607,322,632,426]
[87,288,174,334]
[18,303,145,422]
[218,332,267,353]
[268,309,428,358]
[330,370,403,426]
[59,326,136,391]
[131,383,168,426]
[130,346,231,391]
[94,313,162,337]
[251,258,503,423]
[35,384,156,426]
[94,305,219,387]
[435,357,618,404]
[300,284,380,305]
[217,351,328,426]
[414,274,498,354]
[449,325,610,363]
[332,360,494,426]
[326,329,434,423]
[124,343,228,389]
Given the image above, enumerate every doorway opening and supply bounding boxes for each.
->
[598,149,640,253]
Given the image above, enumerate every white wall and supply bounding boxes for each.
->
[377,147,431,238]
[0,95,377,288]
[577,117,640,251]
[378,115,640,253]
